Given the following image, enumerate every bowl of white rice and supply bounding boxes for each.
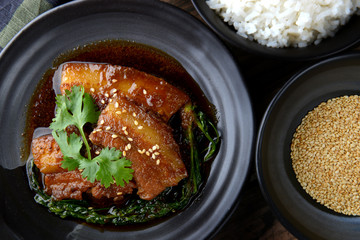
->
[192,0,360,60]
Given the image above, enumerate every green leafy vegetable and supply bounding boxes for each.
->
[194,111,220,162]
[52,131,85,171]
[50,86,99,160]
[80,147,133,188]
[50,85,133,187]
[182,103,220,193]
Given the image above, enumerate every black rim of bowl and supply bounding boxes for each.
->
[192,0,360,61]
[0,0,254,239]
[256,52,360,239]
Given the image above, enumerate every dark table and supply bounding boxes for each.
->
[161,0,360,239]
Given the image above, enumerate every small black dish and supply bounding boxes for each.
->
[0,0,254,239]
[256,52,360,239]
[192,0,360,61]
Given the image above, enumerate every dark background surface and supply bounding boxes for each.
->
[161,0,360,239]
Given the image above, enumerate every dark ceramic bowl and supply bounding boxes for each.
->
[256,52,360,239]
[192,0,360,61]
[0,0,254,239]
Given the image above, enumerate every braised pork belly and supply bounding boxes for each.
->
[32,62,190,204]
[57,62,190,121]
[32,135,65,174]
[89,96,187,200]
[44,170,135,202]
[32,135,136,202]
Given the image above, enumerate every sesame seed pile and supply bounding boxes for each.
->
[291,95,360,215]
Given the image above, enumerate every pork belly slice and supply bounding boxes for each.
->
[32,135,65,174]
[89,97,188,200]
[57,62,190,121]
[44,170,136,201]
[32,134,136,201]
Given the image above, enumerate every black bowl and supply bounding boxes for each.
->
[192,0,360,61]
[256,52,360,239]
[0,0,254,239]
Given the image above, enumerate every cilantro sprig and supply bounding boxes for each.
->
[50,86,133,188]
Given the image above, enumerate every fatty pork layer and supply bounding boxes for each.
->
[57,62,190,121]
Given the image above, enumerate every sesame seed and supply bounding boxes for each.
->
[291,95,360,216]
[112,89,117,93]
[113,93,117,97]
[146,151,150,156]
[152,146,157,151]
[117,192,122,195]
[112,79,118,83]
[90,88,95,92]
[112,134,118,138]
[152,154,156,159]
[125,145,128,151]
[105,126,111,130]
[105,93,109,98]
[143,89,147,94]
[124,130,128,135]
[138,149,142,154]
[127,143,131,150]
[122,109,126,113]
[149,149,153,153]
[134,120,138,126]
[128,137,133,142]
[156,144,160,149]
[115,102,119,108]
[109,99,113,103]
[133,113,137,117]
[156,160,160,165]
[116,111,121,115]
[154,152,160,155]
[101,99,105,104]
[138,126,143,130]
[96,128,102,132]
[95,151,100,155]
[88,207,94,210]
[100,120,105,125]
[122,127,127,130]
[123,151,126,157]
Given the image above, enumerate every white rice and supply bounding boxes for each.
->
[206,0,360,48]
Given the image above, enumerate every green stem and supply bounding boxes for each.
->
[78,125,92,160]
[187,126,199,193]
